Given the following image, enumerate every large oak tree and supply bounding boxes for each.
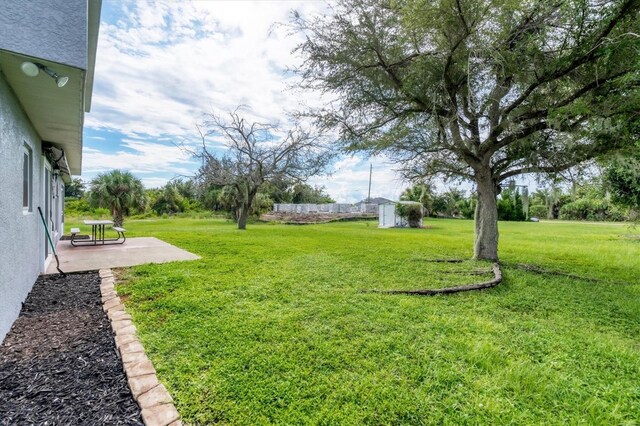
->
[293,0,640,260]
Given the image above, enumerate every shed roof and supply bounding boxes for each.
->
[355,197,395,206]
[379,200,422,205]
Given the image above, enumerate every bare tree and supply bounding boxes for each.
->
[194,108,333,229]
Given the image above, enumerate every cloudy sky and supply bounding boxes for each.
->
[82,0,409,202]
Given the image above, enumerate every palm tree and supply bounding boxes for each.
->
[88,170,146,226]
[400,183,435,216]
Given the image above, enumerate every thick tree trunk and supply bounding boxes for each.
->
[474,171,499,261]
[236,189,257,230]
[237,204,249,230]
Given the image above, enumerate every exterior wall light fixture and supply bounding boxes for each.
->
[20,61,69,88]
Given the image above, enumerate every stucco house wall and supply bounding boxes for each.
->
[0,0,100,343]
[0,0,88,70]
[0,72,47,340]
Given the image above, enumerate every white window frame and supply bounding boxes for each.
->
[22,144,33,214]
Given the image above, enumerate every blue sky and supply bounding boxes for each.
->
[81,0,409,202]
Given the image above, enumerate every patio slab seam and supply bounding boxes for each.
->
[99,268,182,426]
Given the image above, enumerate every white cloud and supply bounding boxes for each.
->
[83,139,193,177]
[83,1,410,199]
[140,177,171,189]
[87,0,328,137]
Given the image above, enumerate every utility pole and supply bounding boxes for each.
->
[367,163,372,203]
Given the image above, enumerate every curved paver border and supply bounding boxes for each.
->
[99,269,182,426]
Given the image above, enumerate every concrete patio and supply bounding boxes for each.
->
[46,237,200,274]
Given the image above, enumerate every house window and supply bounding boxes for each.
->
[23,144,32,212]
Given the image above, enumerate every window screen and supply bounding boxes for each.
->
[23,146,32,211]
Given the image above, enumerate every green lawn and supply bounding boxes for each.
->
[85,217,639,425]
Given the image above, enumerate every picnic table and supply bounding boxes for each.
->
[70,220,126,246]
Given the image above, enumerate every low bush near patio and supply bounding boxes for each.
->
[111,218,639,424]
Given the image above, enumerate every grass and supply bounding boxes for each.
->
[71,217,640,425]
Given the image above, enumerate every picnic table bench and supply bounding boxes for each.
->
[70,220,126,246]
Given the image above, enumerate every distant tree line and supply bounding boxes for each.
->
[401,161,640,223]
[65,138,638,226]
[64,173,334,223]
[66,154,638,225]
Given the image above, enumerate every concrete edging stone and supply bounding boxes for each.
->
[99,268,182,426]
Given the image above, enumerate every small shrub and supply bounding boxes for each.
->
[560,199,594,220]
[65,198,112,219]
[64,198,93,216]
[151,186,186,215]
[559,199,627,221]
[604,205,628,222]
[251,193,274,217]
[528,204,547,219]
[396,203,423,228]
[457,199,475,219]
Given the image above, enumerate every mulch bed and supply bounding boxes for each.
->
[0,272,142,425]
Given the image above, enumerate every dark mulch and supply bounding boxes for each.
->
[0,272,142,425]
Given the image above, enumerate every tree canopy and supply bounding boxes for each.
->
[88,170,146,226]
[293,0,640,260]
[64,178,85,199]
[605,151,640,211]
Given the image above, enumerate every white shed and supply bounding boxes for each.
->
[378,201,423,228]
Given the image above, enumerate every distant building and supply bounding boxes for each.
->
[354,197,395,206]
[0,0,102,341]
